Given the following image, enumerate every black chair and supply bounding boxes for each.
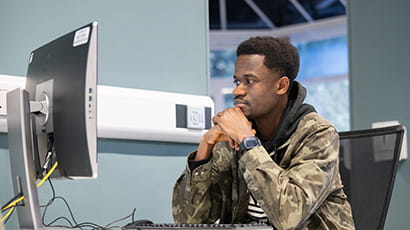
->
[338,125,405,230]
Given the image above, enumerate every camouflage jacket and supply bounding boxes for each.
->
[172,112,355,230]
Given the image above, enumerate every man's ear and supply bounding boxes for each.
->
[276,76,290,95]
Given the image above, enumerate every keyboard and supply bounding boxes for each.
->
[122,223,273,230]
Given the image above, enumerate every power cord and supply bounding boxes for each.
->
[2,170,138,229]
[41,177,138,229]
[104,208,136,229]
[41,178,105,229]
[0,161,58,225]
[1,193,23,212]
[41,178,137,229]
[2,137,138,229]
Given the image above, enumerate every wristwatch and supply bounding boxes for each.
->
[239,136,261,151]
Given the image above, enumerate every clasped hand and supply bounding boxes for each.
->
[205,107,255,150]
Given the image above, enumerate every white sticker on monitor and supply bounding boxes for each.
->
[73,26,90,47]
[29,52,34,63]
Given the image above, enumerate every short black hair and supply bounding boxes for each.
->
[236,36,300,82]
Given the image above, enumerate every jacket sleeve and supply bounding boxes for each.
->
[172,142,234,224]
[239,124,340,230]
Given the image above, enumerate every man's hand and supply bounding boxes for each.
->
[212,107,255,145]
[195,125,234,161]
[195,108,256,161]
[202,124,229,145]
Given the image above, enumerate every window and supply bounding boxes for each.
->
[210,36,350,131]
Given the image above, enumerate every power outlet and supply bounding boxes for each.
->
[187,106,205,129]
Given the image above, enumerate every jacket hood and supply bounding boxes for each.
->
[256,81,316,159]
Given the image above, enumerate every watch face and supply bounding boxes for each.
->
[241,136,261,150]
[245,138,259,148]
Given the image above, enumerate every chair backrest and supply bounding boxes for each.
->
[338,125,405,230]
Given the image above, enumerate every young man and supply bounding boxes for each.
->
[172,37,355,230]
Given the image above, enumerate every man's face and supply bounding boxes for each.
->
[232,54,282,120]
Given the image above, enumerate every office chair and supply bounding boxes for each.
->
[338,125,405,230]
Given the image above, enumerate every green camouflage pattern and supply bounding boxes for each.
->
[172,112,355,230]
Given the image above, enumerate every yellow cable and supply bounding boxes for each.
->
[36,161,59,188]
[1,206,15,224]
[1,161,58,212]
[1,196,24,212]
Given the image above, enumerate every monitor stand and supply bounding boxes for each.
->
[7,88,43,229]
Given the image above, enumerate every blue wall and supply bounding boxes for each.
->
[0,0,209,228]
[348,0,410,229]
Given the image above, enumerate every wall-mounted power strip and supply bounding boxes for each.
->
[0,75,26,115]
[0,89,7,116]
[0,74,214,143]
[0,75,26,132]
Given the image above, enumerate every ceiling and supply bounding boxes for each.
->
[208,0,347,49]
[209,0,346,30]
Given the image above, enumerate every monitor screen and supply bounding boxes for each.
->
[25,22,98,178]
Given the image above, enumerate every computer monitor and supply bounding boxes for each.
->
[6,22,98,229]
[26,22,98,179]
